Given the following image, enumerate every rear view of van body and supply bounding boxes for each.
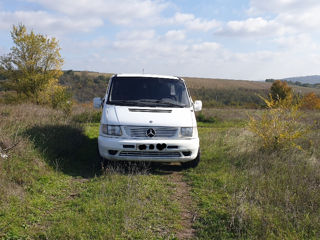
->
[93,74,202,167]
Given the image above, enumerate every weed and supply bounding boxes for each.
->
[248,94,308,150]
[186,109,320,239]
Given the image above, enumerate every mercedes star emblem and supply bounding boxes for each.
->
[146,128,156,137]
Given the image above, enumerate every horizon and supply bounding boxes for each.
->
[1,0,320,80]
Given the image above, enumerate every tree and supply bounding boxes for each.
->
[270,80,293,101]
[301,92,320,110]
[0,24,70,109]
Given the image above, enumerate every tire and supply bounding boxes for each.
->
[181,150,200,168]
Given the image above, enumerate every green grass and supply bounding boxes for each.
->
[0,104,182,239]
[1,103,320,239]
[185,113,320,239]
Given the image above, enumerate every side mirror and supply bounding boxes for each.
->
[93,97,102,109]
[194,100,202,112]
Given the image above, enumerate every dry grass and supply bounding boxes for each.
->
[73,71,113,78]
[200,108,260,122]
[184,77,320,95]
[184,77,272,90]
[0,103,184,239]
[187,109,320,239]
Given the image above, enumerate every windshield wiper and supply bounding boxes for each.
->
[109,100,150,106]
[110,99,186,108]
[158,100,185,108]
[138,99,185,108]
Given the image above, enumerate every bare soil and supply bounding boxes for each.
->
[170,171,196,239]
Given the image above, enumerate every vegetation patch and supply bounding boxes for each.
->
[185,109,320,239]
[0,104,182,239]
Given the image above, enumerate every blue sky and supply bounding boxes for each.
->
[1,0,320,80]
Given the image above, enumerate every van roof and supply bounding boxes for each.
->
[115,73,181,80]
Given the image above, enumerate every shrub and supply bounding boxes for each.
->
[196,112,216,123]
[72,111,101,123]
[301,92,320,110]
[248,95,307,150]
[270,80,293,101]
[37,78,72,114]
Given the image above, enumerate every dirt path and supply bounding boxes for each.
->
[170,171,196,239]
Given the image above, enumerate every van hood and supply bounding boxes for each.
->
[102,105,195,127]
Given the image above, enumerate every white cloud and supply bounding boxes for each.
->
[277,7,320,31]
[76,37,109,49]
[73,27,320,80]
[274,34,319,51]
[165,30,185,41]
[217,17,291,37]
[248,0,320,33]
[172,12,220,32]
[28,0,168,25]
[249,0,320,14]
[0,10,103,33]
[192,42,220,52]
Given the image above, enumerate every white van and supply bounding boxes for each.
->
[93,74,202,167]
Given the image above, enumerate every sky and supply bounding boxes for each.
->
[1,0,320,80]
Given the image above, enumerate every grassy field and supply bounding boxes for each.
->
[0,104,183,239]
[1,103,320,239]
[184,77,320,95]
[55,71,320,105]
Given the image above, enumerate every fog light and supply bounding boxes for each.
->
[182,151,191,156]
[108,150,118,155]
[138,145,147,150]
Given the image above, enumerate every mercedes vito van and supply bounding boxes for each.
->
[93,74,202,167]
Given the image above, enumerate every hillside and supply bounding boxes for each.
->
[282,75,320,84]
[184,76,320,94]
[2,70,320,107]
[55,71,320,108]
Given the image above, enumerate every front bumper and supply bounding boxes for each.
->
[98,136,199,162]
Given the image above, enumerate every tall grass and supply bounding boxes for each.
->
[186,110,320,239]
[0,104,181,239]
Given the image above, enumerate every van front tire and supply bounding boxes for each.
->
[181,150,200,168]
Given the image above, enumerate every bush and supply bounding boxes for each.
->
[270,80,293,101]
[38,78,72,114]
[248,95,307,150]
[72,111,101,123]
[301,92,320,110]
[196,112,217,123]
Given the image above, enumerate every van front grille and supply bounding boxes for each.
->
[124,126,178,138]
[119,151,181,158]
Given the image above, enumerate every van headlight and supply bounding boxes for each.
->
[180,127,193,137]
[102,124,122,136]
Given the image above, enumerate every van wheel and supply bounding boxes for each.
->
[181,150,200,168]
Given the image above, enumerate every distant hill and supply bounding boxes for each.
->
[2,70,319,108]
[184,76,320,108]
[281,75,320,84]
[57,71,320,108]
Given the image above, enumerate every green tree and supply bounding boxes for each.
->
[0,24,70,110]
[270,80,292,101]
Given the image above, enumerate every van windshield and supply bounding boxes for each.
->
[107,76,191,108]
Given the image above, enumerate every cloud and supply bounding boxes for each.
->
[277,7,320,31]
[217,17,291,37]
[0,10,103,33]
[165,30,185,41]
[249,0,320,14]
[248,0,320,33]
[27,0,168,25]
[172,12,220,32]
[192,42,220,52]
[274,34,319,51]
